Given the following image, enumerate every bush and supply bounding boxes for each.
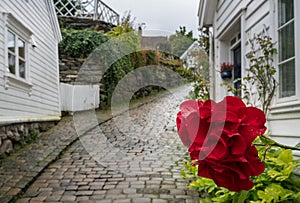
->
[181,146,300,203]
[175,67,195,82]
[59,29,108,58]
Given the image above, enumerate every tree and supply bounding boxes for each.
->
[106,11,140,51]
[157,41,171,53]
[169,26,195,57]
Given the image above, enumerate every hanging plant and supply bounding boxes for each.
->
[220,62,233,79]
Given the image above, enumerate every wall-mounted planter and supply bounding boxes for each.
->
[221,70,232,79]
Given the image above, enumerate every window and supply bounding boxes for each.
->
[3,13,32,92]
[7,30,27,79]
[278,0,295,98]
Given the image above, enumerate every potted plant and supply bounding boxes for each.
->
[220,62,233,79]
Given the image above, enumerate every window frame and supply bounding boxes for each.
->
[3,13,33,93]
[7,29,28,79]
[275,0,299,104]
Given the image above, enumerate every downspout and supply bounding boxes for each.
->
[208,27,215,100]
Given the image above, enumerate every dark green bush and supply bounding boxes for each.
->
[59,29,109,58]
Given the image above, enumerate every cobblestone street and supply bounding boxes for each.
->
[4,85,200,203]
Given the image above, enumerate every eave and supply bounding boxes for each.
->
[198,0,218,28]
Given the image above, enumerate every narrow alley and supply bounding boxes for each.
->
[10,85,199,203]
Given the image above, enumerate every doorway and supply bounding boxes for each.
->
[233,44,241,97]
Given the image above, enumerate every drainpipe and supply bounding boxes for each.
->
[207,26,215,100]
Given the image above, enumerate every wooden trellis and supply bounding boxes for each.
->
[54,0,119,25]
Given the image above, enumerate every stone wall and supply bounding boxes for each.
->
[59,54,86,83]
[58,16,115,32]
[0,122,56,159]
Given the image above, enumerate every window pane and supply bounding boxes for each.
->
[278,0,294,26]
[279,59,295,98]
[19,59,26,79]
[18,39,25,58]
[8,53,16,74]
[279,21,295,62]
[7,31,15,53]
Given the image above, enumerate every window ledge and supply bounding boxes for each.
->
[270,100,300,114]
[4,73,33,95]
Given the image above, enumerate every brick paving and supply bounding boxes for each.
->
[1,85,200,202]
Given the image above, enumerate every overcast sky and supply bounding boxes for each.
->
[105,0,200,38]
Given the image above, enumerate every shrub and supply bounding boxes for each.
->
[181,146,300,203]
[59,29,108,58]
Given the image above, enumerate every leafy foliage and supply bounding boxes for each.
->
[243,33,278,114]
[59,29,108,58]
[157,41,172,53]
[189,74,210,101]
[169,26,195,57]
[181,146,300,203]
[106,12,140,51]
[108,11,135,34]
[175,67,196,82]
[198,27,210,55]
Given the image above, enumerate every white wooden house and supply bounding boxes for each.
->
[0,0,62,125]
[180,41,201,70]
[198,0,300,154]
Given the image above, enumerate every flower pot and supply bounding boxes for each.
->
[221,70,232,79]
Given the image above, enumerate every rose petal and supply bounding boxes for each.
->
[228,134,247,156]
[223,96,246,113]
[180,100,199,111]
[239,107,266,128]
[239,125,267,145]
[204,137,228,160]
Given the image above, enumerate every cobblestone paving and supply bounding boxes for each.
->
[0,116,79,203]
[15,85,200,202]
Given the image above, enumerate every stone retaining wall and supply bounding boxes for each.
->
[58,16,114,32]
[59,54,86,83]
[0,122,56,158]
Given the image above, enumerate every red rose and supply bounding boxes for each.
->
[176,96,266,192]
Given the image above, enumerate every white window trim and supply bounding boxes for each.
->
[3,12,33,94]
[273,0,300,106]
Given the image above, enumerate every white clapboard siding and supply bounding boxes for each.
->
[0,13,5,87]
[244,2,270,33]
[215,1,247,37]
[202,0,300,152]
[0,0,61,124]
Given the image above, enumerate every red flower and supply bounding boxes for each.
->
[176,96,266,192]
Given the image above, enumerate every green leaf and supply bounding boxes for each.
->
[260,136,275,145]
[278,149,293,163]
[293,192,300,202]
[237,190,249,203]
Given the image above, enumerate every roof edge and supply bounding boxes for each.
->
[197,0,218,28]
[46,0,62,42]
